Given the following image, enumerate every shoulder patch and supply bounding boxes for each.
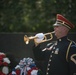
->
[71,45,76,47]
[71,41,76,47]
[70,54,76,64]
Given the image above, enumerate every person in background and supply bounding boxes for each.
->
[32,14,76,75]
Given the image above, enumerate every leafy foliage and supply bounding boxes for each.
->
[0,0,76,32]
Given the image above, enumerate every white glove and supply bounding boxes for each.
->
[35,33,44,43]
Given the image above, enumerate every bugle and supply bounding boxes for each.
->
[24,31,55,44]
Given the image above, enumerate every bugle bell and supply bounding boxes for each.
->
[24,31,55,44]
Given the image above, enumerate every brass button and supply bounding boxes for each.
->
[48,64,50,66]
[47,68,49,71]
[55,42,57,45]
[52,51,54,53]
[50,55,52,57]
[49,59,51,62]
[46,72,48,75]
[53,47,55,49]
[59,39,61,41]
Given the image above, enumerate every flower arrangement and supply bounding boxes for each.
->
[0,52,11,75]
[9,57,42,75]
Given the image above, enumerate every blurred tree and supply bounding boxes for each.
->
[0,0,76,32]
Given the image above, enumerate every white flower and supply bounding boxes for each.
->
[31,70,38,75]
[12,71,16,74]
[0,52,5,55]
[15,65,20,69]
[2,66,9,74]
[26,66,31,71]
[3,57,10,64]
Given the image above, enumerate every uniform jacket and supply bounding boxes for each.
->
[32,36,76,75]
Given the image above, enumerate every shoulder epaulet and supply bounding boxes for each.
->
[67,38,76,46]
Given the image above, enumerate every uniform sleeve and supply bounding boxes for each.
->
[32,44,45,73]
[68,42,76,75]
[32,44,45,61]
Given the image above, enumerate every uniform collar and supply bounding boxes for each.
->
[57,36,68,42]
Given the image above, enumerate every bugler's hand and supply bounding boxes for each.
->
[34,33,44,46]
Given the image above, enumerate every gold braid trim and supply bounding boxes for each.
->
[66,41,72,62]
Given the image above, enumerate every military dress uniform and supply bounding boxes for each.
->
[32,14,76,75]
[33,37,76,75]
